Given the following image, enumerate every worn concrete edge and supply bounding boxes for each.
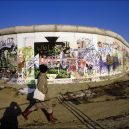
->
[0,24,129,48]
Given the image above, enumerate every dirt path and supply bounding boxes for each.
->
[0,73,129,128]
[0,88,129,129]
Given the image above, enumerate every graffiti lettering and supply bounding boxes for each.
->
[98,42,113,54]
[36,44,51,51]
[0,38,14,49]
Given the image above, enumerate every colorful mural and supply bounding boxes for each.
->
[17,46,34,84]
[34,37,70,79]
[33,35,129,82]
[0,37,17,82]
[0,32,129,84]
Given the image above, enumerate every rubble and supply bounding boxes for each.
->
[61,89,96,101]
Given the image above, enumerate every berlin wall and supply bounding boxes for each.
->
[0,25,129,84]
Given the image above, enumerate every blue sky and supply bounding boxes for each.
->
[0,1,129,42]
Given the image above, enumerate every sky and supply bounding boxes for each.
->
[0,0,129,43]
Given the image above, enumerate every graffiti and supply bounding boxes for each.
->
[36,45,51,51]
[79,49,99,65]
[113,42,121,51]
[17,46,33,72]
[0,38,14,50]
[77,38,94,49]
[17,46,34,84]
[122,48,129,71]
[17,78,26,84]
[26,54,39,69]
[97,41,113,55]
[0,37,17,80]
[0,33,128,84]
[34,37,69,56]
[17,50,25,72]
[20,35,129,83]
[34,36,70,79]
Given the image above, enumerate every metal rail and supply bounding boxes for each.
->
[58,95,105,129]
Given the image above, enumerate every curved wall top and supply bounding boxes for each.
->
[0,24,128,48]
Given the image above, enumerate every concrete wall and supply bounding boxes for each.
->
[0,25,128,48]
[0,25,129,84]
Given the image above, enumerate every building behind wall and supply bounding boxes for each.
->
[0,25,129,84]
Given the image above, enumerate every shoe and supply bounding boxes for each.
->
[22,109,32,120]
[48,112,58,123]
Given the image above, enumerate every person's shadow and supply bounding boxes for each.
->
[0,102,22,129]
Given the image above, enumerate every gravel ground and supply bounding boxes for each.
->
[0,72,129,129]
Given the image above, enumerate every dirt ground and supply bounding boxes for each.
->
[0,72,129,129]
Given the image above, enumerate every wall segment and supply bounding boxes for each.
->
[0,25,129,84]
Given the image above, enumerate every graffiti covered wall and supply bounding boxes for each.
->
[0,35,17,82]
[0,32,129,84]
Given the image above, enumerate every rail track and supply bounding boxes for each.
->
[57,95,105,129]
